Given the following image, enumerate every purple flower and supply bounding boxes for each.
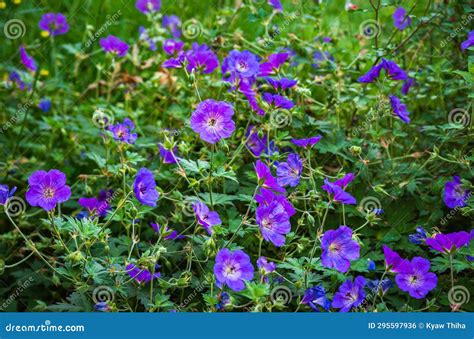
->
[162,51,185,69]
[100,35,129,57]
[163,39,183,55]
[139,26,157,51]
[190,99,235,144]
[78,193,110,218]
[368,259,376,271]
[108,118,137,144]
[256,200,291,247]
[245,126,267,157]
[389,95,410,124]
[266,77,297,90]
[262,93,294,109]
[408,226,428,245]
[367,278,393,293]
[0,184,17,205]
[19,46,37,72]
[322,36,332,43]
[332,276,366,312]
[150,222,183,240]
[133,168,159,207]
[135,0,161,14]
[393,7,411,30]
[38,13,69,36]
[358,63,383,83]
[425,232,472,254]
[185,43,219,74]
[257,257,276,275]
[193,200,221,235]
[162,15,182,38]
[321,174,356,205]
[313,51,334,68]
[38,98,51,112]
[158,143,178,164]
[443,175,470,209]
[276,153,302,187]
[382,245,411,274]
[401,77,414,95]
[25,170,71,211]
[8,71,29,91]
[268,0,283,12]
[126,263,160,284]
[395,257,437,299]
[461,30,474,51]
[255,188,295,217]
[291,135,322,149]
[258,53,289,76]
[301,285,330,312]
[214,248,254,291]
[94,302,110,312]
[239,81,265,116]
[255,160,285,193]
[321,225,360,273]
[222,50,260,82]
[358,58,407,83]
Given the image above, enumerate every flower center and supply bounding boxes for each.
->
[43,187,55,199]
[329,242,340,254]
[262,218,273,230]
[208,118,217,127]
[236,60,248,72]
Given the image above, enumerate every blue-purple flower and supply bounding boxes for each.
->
[313,51,334,68]
[291,135,322,149]
[321,173,356,205]
[158,143,178,164]
[382,245,411,274]
[245,126,268,157]
[443,175,470,209]
[20,46,37,72]
[193,200,221,235]
[136,0,161,14]
[108,118,137,144]
[126,263,160,284]
[8,71,29,91]
[262,93,294,109]
[214,248,254,291]
[268,0,283,12]
[266,77,297,90]
[151,222,183,240]
[256,200,291,247]
[358,58,407,83]
[162,15,182,38]
[185,43,219,74]
[78,191,111,218]
[461,30,474,51]
[258,53,289,76]
[389,95,410,124]
[222,50,260,82]
[276,153,302,187]
[257,256,276,275]
[301,285,330,312]
[395,257,437,299]
[255,160,285,193]
[25,169,71,211]
[321,225,360,273]
[38,98,51,112]
[332,276,366,312]
[139,26,157,51]
[425,231,472,254]
[133,168,159,207]
[0,184,16,205]
[38,13,69,36]
[393,7,411,30]
[190,99,235,144]
[100,35,129,57]
[401,77,414,95]
[163,39,183,55]
[408,226,428,245]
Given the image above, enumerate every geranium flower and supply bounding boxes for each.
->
[301,285,330,312]
[425,231,472,254]
[192,200,221,235]
[8,71,29,91]
[0,184,16,205]
[321,225,360,273]
[19,46,37,72]
[382,245,411,273]
[222,50,260,82]
[190,99,235,144]
[38,13,69,36]
[133,168,159,207]
[25,169,71,211]
[443,175,470,209]
[332,276,366,312]
[268,0,283,12]
[214,248,254,291]
[392,7,411,30]
[291,135,322,148]
[256,256,276,275]
[255,188,295,217]
[408,226,428,244]
[256,200,291,247]
[158,143,178,164]
[262,93,294,109]
[276,153,302,187]
[135,0,161,14]
[255,160,285,193]
[245,125,268,157]
[126,263,160,284]
[78,193,110,218]
[139,26,157,51]
[108,118,137,144]
[38,98,51,113]
[461,30,474,51]
[162,15,182,38]
[266,77,297,90]
[313,51,334,68]
[358,58,407,83]
[395,257,437,299]
[185,43,219,74]
[258,52,289,76]
[401,77,414,95]
[162,39,183,55]
[99,35,129,57]
[321,173,356,205]
[367,278,393,293]
[389,95,410,124]
[150,222,183,240]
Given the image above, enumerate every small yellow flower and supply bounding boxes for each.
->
[40,30,50,38]
[13,0,21,4]
[0,2,6,9]
[40,69,49,76]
